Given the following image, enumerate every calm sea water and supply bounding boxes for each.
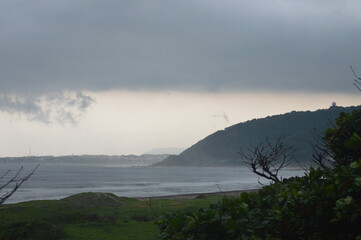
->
[1,163,304,203]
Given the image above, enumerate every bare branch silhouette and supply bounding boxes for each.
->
[308,129,336,170]
[240,137,294,183]
[350,65,361,92]
[0,164,39,205]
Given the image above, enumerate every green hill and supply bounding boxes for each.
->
[0,192,225,240]
[156,105,361,166]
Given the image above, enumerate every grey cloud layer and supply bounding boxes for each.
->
[1,0,361,94]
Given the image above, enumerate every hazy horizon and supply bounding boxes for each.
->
[1,99,359,157]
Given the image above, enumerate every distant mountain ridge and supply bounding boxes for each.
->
[144,148,185,155]
[0,154,169,167]
[156,105,361,167]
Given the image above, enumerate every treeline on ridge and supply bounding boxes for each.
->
[157,105,361,166]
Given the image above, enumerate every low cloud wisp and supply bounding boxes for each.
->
[0,91,95,125]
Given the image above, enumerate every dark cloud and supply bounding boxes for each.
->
[0,0,361,94]
[0,92,95,124]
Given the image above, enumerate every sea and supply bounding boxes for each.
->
[1,163,305,204]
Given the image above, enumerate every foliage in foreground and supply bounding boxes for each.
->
[323,109,361,167]
[157,160,361,240]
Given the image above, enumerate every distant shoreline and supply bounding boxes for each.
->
[137,189,260,200]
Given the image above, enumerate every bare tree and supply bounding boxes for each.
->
[308,129,336,170]
[310,139,336,170]
[240,137,294,183]
[350,65,361,92]
[0,164,39,205]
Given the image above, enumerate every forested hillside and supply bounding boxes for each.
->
[157,105,361,166]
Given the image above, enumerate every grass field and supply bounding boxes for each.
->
[0,192,228,240]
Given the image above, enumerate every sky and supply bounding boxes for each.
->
[0,0,360,157]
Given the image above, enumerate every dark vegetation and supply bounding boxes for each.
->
[157,109,361,239]
[157,105,361,166]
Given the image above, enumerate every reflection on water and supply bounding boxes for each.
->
[1,163,305,203]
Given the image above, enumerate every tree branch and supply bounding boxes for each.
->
[350,65,361,92]
[240,137,294,183]
[0,164,39,205]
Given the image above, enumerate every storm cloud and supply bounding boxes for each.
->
[1,0,361,94]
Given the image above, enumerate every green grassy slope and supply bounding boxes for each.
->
[0,192,225,240]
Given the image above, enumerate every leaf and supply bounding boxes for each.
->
[344,133,361,149]
[354,177,361,187]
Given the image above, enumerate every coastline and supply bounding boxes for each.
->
[137,188,260,200]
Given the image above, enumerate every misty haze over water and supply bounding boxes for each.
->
[2,163,304,204]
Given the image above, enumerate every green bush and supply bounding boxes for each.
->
[324,109,361,166]
[157,160,361,239]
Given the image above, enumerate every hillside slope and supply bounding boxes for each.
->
[156,106,360,166]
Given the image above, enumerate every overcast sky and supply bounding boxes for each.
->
[0,1,360,156]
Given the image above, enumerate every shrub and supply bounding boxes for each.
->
[323,109,361,166]
[0,221,66,240]
[157,160,361,240]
